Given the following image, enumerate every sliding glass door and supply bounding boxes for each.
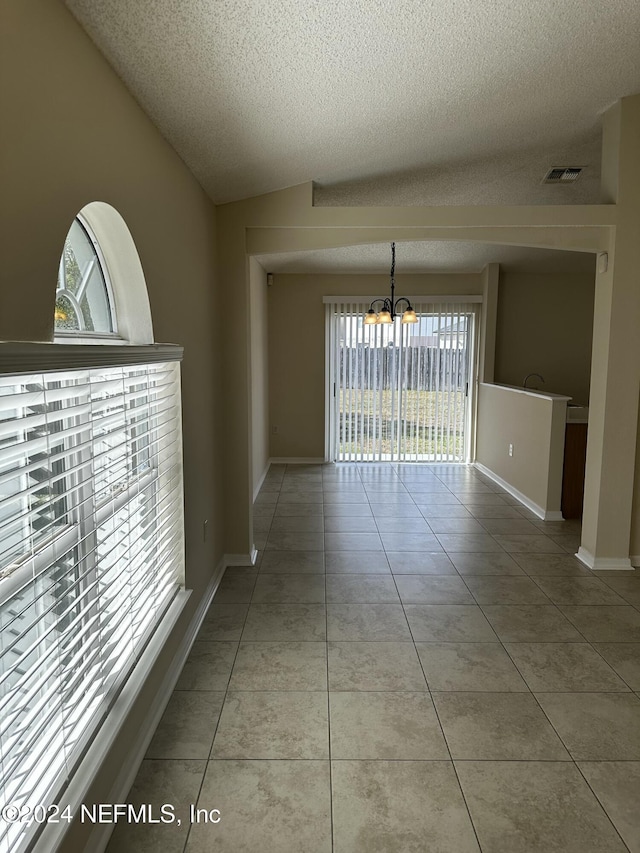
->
[328,301,477,463]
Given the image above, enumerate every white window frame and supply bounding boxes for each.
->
[0,343,186,853]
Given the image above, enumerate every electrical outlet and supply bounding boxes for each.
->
[272,425,279,435]
[508,443,513,457]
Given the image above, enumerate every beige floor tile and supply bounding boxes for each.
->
[322,503,374,517]
[419,504,473,517]
[323,516,378,532]
[426,517,487,534]
[493,534,565,553]
[212,691,329,759]
[329,691,448,759]
[456,761,628,853]
[436,533,504,552]
[251,573,326,603]
[322,486,367,498]
[550,533,581,552]
[325,531,384,551]
[386,551,457,574]
[269,515,324,533]
[375,517,432,534]
[481,605,585,642]
[379,532,443,551]
[504,642,629,691]
[253,504,275,519]
[596,575,640,606]
[228,642,327,691]
[331,761,479,853]
[403,483,451,495]
[255,492,278,506]
[466,504,526,518]
[258,550,325,573]
[456,494,509,506]
[213,569,257,603]
[530,519,582,534]
[326,574,400,602]
[592,642,640,689]
[532,576,626,605]
[511,553,591,576]
[395,575,475,604]
[464,576,551,605]
[198,601,248,641]
[450,551,524,575]
[452,485,498,497]
[366,492,414,504]
[175,642,237,691]
[105,759,206,853]
[276,490,323,503]
[578,761,640,853]
[327,603,411,641]
[275,501,324,516]
[370,502,423,518]
[186,760,331,853]
[405,604,498,642]
[266,530,324,550]
[241,603,326,641]
[560,605,640,641]
[478,518,542,535]
[146,692,225,759]
[433,692,570,759]
[325,551,390,573]
[328,641,427,691]
[535,692,640,759]
[416,642,528,691]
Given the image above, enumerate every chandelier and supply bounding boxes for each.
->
[364,242,418,325]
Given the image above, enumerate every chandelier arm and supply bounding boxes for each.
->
[393,297,414,311]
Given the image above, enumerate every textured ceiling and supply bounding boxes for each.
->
[255,242,596,275]
[65,0,640,207]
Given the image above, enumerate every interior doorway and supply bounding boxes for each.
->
[327,301,478,463]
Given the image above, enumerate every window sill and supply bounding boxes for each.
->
[0,342,183,374]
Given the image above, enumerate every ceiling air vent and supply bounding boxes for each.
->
[543,167,583,184]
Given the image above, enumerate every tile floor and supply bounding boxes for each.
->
[107,463,640,853]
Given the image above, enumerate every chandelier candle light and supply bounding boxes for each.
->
[364,242,418,325]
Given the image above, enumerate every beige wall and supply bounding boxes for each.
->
[495,271,596,405]
[0,2,223,847]
[250,258,270,493]
[476,384,568,515]
[581,96,640,566]
[632,393,640,563]
[268,272,482,458]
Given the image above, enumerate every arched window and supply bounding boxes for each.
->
[55,215,116,336]
[0,203,184,853]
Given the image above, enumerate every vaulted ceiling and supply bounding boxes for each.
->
[65,0,640,271]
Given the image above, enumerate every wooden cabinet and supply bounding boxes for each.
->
[561,423,588,519]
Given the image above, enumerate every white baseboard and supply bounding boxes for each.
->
[224,552,257,567]
[269,457,325,464]
[69,561,225,853]
[632,555,640,569]
[576,547,634,571]
[474,463,562,521]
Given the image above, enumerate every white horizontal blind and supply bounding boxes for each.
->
[0,358,184,853]
[330,302,475,462]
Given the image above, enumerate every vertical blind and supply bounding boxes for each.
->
[329,301,477,463]
[0,353,184,853]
